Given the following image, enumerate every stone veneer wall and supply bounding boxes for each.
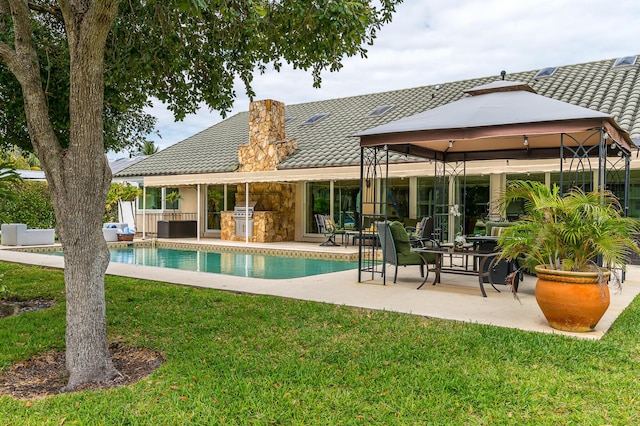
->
[221,99,297,242]
[221,209,291,243]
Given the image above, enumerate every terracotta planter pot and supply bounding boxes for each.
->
[534,265,611,332]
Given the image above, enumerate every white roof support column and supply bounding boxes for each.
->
[245,182,249,244]
[142,185,146,239]
[197,184,201,241]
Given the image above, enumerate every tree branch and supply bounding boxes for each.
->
[4,0,64,175]
[27,1,62,19]
[0,41,17,68]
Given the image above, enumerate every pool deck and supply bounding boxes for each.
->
[1,237,639,340]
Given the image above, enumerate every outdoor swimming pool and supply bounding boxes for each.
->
[52,246,358,279]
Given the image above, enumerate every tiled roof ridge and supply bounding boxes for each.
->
[263,56,632,111]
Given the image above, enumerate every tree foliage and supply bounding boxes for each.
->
[1,0,400,153]
[105,182,142,222]
[1,146,41,169]
[136,141,159,156]
[0,0,402,390]
[0,179,56,228]
[0,2,156,153]
[0,160,22,222]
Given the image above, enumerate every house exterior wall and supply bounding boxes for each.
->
[180,187,198,213]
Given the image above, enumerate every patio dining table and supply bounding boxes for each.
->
[414,245,504,297]
[345,229,379,246]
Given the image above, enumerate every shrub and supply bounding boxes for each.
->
[0,180,56,229]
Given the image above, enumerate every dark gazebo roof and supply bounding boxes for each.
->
[356,81,634,162]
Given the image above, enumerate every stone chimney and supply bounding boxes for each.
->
[237,99,297,172]
[225,99,297,242]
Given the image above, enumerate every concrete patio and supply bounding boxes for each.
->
[1,238,638,340]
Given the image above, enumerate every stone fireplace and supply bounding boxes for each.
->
[220,99,298,242]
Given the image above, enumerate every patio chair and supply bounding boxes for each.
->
[475,237,521,290]
[409,216,435,248]
[315,214,339,246]
[377,221,434,283]
[102,222,128,242]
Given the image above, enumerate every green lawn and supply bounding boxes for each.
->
[1,261,639,425]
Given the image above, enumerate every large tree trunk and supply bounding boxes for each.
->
[2,0,121,390]
[58,0,122,390]
[55,48,118,388]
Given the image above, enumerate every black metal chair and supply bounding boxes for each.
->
[314,214,339,246]
[476,238,521,290]
[409,216,435,248]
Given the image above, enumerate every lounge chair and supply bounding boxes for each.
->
[314,214,339,246]
[102,222,128,242]
[377,221,435,283]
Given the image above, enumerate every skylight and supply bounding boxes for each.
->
[534,67,557,78]
[285,116,296,123]
[302,113,330,125]
[368,105,395,117]
[613,55,637,68]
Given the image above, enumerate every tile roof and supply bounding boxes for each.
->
[117,55,640,178]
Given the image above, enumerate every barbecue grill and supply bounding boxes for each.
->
[233,201,256,238]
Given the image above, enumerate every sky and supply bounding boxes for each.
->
[131,0,640,157]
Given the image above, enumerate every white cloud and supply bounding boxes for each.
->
[134,0,640,155]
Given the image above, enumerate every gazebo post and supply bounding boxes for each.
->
[357,145,389,283]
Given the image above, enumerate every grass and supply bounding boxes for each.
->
[1,262,640,425]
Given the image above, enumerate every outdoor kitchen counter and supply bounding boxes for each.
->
[220,210,283,242]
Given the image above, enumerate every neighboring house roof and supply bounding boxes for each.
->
[116,55,640,178]
[109,156,146,175]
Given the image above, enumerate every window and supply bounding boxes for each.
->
[463,175,490,223]
[384,178,409,221]
[141,187,162,210]
[206,184,237,231]
[285,116,296,123]
[417,177,435,218]
[613,55,637,69]
[623,170,640,219]
[306,181,330,233]
[302,113,330,125]
[139,186,180,211]
[534,67,557,78]
[367,105,395,117]
[333,180,360,230]
[165,188,180,210]
[550,172,592,195]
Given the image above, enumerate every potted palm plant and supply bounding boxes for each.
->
[497,180,640,332]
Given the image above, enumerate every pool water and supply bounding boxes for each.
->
[60,247,357,279]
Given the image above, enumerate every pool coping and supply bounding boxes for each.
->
[8,240,361,262]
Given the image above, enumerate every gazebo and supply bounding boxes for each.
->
[354,80,635,282]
